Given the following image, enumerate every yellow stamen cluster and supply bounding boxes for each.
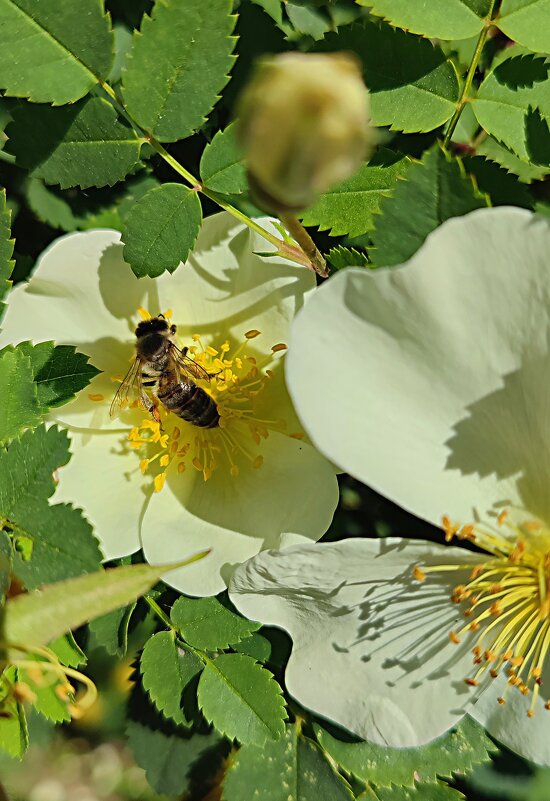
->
[415,510,550,717]
[128,328,290,488]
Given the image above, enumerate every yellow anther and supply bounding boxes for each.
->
[449,631,460,644]
[160,454,170,468]
[230,464,239,477]
[192,333,201,341]
[245,330,261,339]
[498,697,506,705]
[137,307,151,320]
[140,459,149,474]
[154,473,166,493]
[271,343,287,352]
[413,566,426,582]
[497,510,508,526]
[163,309,173,319]
[465,678,479,686]
[88,393,104,402]
[177,462,186,473]
[290,432,305,440]
[206,346,218,356]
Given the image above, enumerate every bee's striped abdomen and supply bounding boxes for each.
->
[157,376,220,428]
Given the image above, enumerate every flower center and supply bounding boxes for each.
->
[124,316,301,488]
[415,510,550,717]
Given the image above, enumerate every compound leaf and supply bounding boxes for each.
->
[498,0,550,55]
[123,0,237,142]
[223,723,354,801]
[0,188,14,323]
[364,0,491,40]
[122,183,202,277]
[171,596,260,651]
[371,146,487,266]
[302,150,408,237]
[315,716,494,787]
[0,0,113,105]
[197,653,286,745]
[473,50,550,162]
[140,630,203,726]
[6,97,142,189]
[326,246,370,271]
[318,22,459,133]
[200,123,247,195]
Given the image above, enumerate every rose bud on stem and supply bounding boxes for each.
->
[237,52,374,277]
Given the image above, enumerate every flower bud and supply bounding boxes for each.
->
[237,52,374,212]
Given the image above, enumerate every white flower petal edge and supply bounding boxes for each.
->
[229,538,486,747]
[143,432,339,596]
[286,207,550,528]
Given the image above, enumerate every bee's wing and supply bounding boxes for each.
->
[169,343,213,382]
[109,357,146,418]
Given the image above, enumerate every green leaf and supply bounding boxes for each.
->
[371,146,488,266]
[197,653,286,745]
[0,348,43,443]
[0,188,14,322]
[286,3,329,40]
[0,668,28,758]
[15,341,100,408]
[477,135,549,183]
[318,22,459,133]
[358,785,465,801]
[200,124,247,195]
[498,0,550,55]
[463,155,533,209]
[301,150,408,237]
[315,716,494,787]
[363,0,491,40]
[88,602,136,657]
[0,0,113,104]
[0,530,12,604]
[473,51,550,162]
[4,558,200,650]
[0,425,102,589]
[171,596,260,651]
[6,97,142,189]
[223,723,354,801]
[326,246,370,271]
[122,183,203,277]
[140,631,203,726]
[49,633,86,667]
[233,632,272,662]
[12,500,102,590]
[126,722,221,796]
[21,665,71,724]
[122,0,237,142]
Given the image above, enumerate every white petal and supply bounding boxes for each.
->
[471,664,550,766]
[142,433,338,596]
[53,430,146,560]
[286,208,550,527]
[229,538,486,746]
[155,214,315,357]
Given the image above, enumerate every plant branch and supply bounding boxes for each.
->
[443,1,501,148]
[279,214,329,277]
[98,81,316,271]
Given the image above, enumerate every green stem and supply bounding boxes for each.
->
[279,214,328,277]
[143,595,209,664]
[99,81,315,271]
[443,1,500,148]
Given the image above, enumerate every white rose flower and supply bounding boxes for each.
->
[0,212,338,597]
[229,207,550,765]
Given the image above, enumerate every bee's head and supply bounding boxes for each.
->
[135,316,177,359]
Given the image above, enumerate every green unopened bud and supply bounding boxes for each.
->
[237,52,373,212]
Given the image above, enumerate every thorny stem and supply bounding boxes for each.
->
[443,0,502,148]
[99,82,321,274]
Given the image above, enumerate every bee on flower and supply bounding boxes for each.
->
[0,213,338,597]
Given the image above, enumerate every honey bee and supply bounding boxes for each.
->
[110,315,220,428]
